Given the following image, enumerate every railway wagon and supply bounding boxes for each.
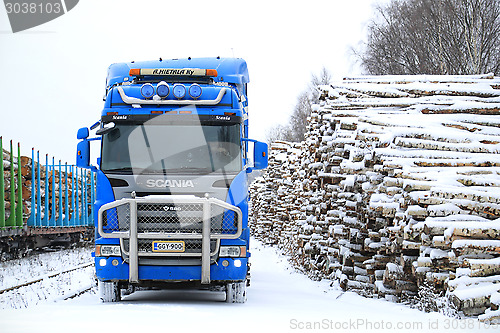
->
[0,138,94,259]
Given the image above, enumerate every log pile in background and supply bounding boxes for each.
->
[249,74,500,318]
[2,148,88,224]
[2,149,31,220]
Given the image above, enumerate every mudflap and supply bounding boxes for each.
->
[225,280,247,303]
[98,280,121,302]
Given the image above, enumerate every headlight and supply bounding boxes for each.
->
[219,246,246,258]
[96,245,121,257]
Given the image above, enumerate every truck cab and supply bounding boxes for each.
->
[76,57,267,303]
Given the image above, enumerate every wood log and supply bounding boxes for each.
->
[395,280,418,293]
[447,275,500,292]
[421,107,500,115]
[450,284,500,315]
[432,236,447,249]
[400,255,418,273]
[383,263,404,287]
[452,240,500,256]
[416,256,432,267]
[491,292,500,311]
[414,223,448,236]
[425,273,448,291]
[465,258,500,277]
[448,225,500,240]
[346,279,374,291]
[401,240,420,256]
[374,280,399,297]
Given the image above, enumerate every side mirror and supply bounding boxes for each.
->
[242,138,269,172]
[253,141,268,170]
[77,127,89,140]
[76,139,90,169]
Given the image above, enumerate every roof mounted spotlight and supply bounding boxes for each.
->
[140,83,155,99]
[173,84,186,99]
[156,81,170,99]
[189,83,202,99]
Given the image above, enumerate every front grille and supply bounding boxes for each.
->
[102,202,130,232]
[211,205,238,235]
[101,202,240,235]
[98,196,242,271]
[137,203,204,233]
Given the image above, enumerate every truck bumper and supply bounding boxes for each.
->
[95,256,248,283]
[97,196,244,285]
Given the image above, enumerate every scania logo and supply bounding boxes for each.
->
[146,179,195,188]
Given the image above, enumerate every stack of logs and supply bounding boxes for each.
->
[249,74,500,319]
[2,146,87,224]
[2,147,33,222]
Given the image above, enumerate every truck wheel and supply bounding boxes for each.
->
[225,281,247,303]
[122,284,135,296]
[98,280,121,302]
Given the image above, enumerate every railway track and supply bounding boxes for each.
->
[0,261,95,302]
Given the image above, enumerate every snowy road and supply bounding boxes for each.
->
[1,240,498,333]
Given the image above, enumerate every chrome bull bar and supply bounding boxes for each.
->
[97,195,242,284]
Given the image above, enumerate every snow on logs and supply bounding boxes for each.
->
[249,74,500,317]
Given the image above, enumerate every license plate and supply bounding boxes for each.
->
[152,241,185,253]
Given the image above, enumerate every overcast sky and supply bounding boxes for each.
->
[0,0,379,163]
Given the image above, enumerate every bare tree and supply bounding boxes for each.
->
[356,0,500,75]
[288,91,313,142]
[309,67,333,100]
[265,124,290,143]
[266,67,331,143]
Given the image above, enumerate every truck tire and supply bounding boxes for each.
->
[225,281,247,303]
[98,280,121,302]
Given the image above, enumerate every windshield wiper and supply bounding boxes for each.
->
[106,166,213,175]
[163,167,212,174]
[103,167,141,174]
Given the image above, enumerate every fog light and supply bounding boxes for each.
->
[99,258,107,267]
[222,260,229,267]
[189,83,202,99]
[173,84,186,99]
[112,259,119,266]
[141,83,155,99]
[234,259,242,268]
[156,81,170,98]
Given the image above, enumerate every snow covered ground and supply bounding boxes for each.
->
[0,247,94,310]
[1,240,499,332]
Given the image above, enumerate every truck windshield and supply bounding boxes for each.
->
[101,123,241,174]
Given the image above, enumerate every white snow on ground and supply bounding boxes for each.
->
[1,240,499,333]
[0,247,94,309]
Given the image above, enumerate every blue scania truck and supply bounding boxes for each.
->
[76,57,268,303]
